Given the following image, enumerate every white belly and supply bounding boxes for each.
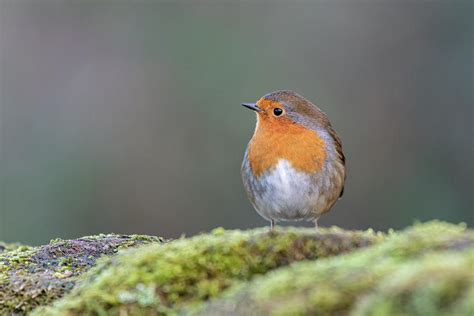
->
[250,160,332,222]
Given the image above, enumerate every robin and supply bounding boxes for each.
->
[241,90,346,230]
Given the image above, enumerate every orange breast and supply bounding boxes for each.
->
[247,115,327,178]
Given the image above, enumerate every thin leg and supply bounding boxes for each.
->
[314,218,319,230]
[270,219,275,231]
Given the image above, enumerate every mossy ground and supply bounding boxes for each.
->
[33,226,382,315]
[3,221,472,316]
[191,221,474,316]
[0,234,164,314]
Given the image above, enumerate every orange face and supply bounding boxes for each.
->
[255,98,287,121]
[247,98,327,177]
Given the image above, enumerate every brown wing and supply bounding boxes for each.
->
[328,127,346,198]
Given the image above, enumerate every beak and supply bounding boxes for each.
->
[241,103,262,112]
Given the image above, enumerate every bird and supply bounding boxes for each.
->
[240,90,346,230]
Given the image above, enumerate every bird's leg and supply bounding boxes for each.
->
[270,220,275,232]
[314,218,319,230]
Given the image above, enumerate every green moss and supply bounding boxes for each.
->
[0,241,31,253]
[352,250,474,316]
[34,226,382,315]
[0,234,163,315]
[5,221,470,316]
[191,221,474,316]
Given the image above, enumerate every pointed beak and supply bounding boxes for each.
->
[241,103,262,112]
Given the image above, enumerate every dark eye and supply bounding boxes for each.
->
[273,108,283,116]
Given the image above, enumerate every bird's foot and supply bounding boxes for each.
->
[270,220,275,232]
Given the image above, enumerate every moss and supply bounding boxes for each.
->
[33,226,382,315]
[0,234,164,315]
[352,250,474,316]
[0,241,31,253]
[4,221,470,316]
[191,221,474,316]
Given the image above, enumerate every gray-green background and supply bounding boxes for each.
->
[1,1,472,245]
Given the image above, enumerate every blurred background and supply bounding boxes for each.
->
[0,1,472,245]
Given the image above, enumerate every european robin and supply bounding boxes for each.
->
[241,90,346,230]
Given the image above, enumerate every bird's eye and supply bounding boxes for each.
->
[273,108,283,116]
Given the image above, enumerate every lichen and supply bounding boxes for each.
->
[191,221,474,316]
[33,226,382,315]
[0,234,164,315]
